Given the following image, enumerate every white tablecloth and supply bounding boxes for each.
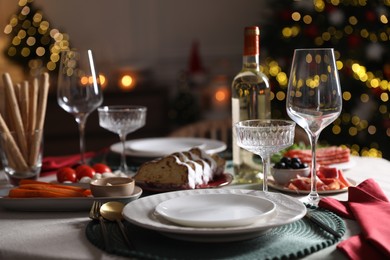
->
[0,156,389,260]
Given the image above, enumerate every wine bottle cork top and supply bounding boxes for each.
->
[244,26,260,36]
[243,26,260,55]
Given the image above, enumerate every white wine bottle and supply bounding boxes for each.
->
[231,26,271,183]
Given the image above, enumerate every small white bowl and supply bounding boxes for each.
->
[90,177,135,197]
[271,167,310,186]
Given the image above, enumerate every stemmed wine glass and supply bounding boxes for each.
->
[57,49,103,164]
[286,48,342,205]
[235,119,295,192]
[98,105,147,176]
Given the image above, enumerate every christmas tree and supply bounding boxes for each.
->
[3,0,70,76]
[261,0,390,159]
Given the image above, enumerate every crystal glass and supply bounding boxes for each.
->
[57,50,103,164]
[98,105,147,175]
[286,48,342,205]
[235,119,295,191]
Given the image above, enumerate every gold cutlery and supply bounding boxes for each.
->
[305,211,341,238]
[89,201,110,251]
[100,201,134,250]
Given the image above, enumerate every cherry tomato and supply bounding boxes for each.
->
[92,163,112,173]
[75,165,96,180]
[57,167,77,183]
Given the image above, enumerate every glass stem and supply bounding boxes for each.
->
[309,133,320,204]
[262,156,271,192]
[119,133,128,174]
[76,115,88,164]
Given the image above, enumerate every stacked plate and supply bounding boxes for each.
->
[123,189,307,242]
[110,137,227,158]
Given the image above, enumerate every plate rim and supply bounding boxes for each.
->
[122,189,306,236]
[329,157,356,170]
[155,193,276,228]
[110,137,227,157]
[136,173,233,193]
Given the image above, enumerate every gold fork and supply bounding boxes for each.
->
[89,201,110,251]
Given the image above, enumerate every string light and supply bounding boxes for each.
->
[3,0,70,74]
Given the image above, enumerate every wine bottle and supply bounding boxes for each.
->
[231,26,271,183]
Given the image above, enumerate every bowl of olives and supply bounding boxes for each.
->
[271,157,310,185]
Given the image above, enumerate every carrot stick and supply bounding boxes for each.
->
[8,188,80,198]
[16,184,86,197]
[18,179,87,192]
[83,189,92,197]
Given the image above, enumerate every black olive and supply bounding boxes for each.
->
[280,157,292,165]
[291,157,301,164]
[274,162,286,169]
[291,162,301,169]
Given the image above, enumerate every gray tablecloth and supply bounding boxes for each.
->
[0,156,389,260]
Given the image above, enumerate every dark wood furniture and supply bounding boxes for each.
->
[43,86,170,156]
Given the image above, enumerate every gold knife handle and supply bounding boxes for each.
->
[305,212,341,238]
[99,216,110,251]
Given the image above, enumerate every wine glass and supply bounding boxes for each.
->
[57,49,103,164]
[235,119,295,192]
[98,105,147,175]
[286,48,342,205]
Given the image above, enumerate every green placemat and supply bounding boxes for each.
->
[86,207,345,260]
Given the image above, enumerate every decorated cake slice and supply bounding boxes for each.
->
[134,147,225,189]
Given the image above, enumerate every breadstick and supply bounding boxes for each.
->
[28,77,38,132]
[2,73,28,160]
[0,113,28,170]
[29,73,50,166]
[0,81,5,118]
[35,72,49,130]
[20,81,29,133]
[14,83,21,108]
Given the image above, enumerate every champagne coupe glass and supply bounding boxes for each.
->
[286,48,342,205]
[98,105,147,175]
[57,49,103,164]
[235,119,295,192]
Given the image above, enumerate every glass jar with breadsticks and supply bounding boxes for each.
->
[0,72,49,186]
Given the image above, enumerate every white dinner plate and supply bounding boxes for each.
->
[155,193,276,228]
[110,137,227,158]
[123,189,306,242]
[329,157,356,170]
[0,186,143,211]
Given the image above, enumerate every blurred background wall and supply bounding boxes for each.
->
[0,0,389,159]
[0,0,270,88]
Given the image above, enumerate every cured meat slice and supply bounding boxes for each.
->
[285,166,352,191]
[284,146,350,166]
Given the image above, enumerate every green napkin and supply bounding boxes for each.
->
[86,207,345,260]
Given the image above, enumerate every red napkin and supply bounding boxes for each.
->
[319,178,390,260]
[40,152,96,176]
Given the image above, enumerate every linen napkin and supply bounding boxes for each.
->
[319,178,390,260]
[40,152,96,176]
